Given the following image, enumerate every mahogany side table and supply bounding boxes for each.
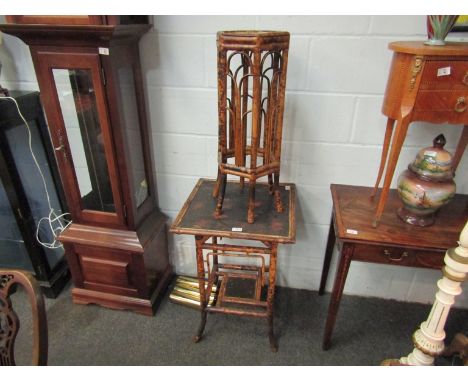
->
[372,41,468,227]
[319,184,467,350]
[170,178,296,351]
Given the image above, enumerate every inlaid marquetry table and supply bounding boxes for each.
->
[372,41,468,227]
[319,184,467,350]
[170,178,296,351]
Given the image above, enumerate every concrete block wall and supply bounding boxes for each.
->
[1,15,467,307]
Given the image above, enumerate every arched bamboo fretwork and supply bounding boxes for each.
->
[214,31,290,223]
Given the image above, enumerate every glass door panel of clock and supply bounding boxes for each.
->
[118,67,149,208]
[52,69,115,213]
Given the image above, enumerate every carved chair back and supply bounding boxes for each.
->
[0,269,48,366]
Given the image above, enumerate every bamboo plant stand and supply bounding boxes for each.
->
[214,31,290,223]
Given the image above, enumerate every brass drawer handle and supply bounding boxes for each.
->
[383,249,409,262]
[463,72,468,86]
[455,96,467,113]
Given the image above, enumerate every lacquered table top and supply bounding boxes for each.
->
[170,178,296,243]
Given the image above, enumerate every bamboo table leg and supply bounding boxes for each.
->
[372,115,411,227]
[247,179,256,224]
[319,214,336,295]
[212,168,221,198]
[214,173,227,218]
[193,235,208,343]
[267,242,279,352]
[322,244,354,350]
[273,172,284,213]
[212,236,219,287]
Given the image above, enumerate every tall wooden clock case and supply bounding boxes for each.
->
[0,16,172,315]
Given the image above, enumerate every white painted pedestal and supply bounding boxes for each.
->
[382,221,468,366]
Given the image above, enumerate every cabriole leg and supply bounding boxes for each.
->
[372,118,395,198]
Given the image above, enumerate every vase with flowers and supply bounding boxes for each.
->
[425,15,459,46]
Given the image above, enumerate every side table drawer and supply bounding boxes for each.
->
[353,244,445,269]
[414,90,468,124]
[415,91,468,112]
[420,60,468,90]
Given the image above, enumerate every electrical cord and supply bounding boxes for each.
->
[0,95,72,249]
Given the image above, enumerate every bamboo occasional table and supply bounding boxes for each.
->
[170,178,296,351]
[319,184,467,350]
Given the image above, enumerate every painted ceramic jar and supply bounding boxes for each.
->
[396,134,456,227]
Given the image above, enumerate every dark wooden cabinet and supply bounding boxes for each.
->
[0,91,70,297]
[0,18,172,315]
[4,15,149,26]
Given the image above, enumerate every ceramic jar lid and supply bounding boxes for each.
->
[409,134,454,181]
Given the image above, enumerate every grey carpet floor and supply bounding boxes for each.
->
[10,281,468,366]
